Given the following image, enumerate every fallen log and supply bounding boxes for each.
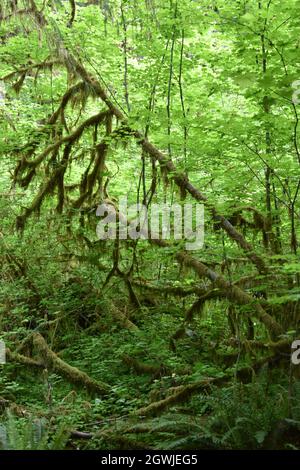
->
[175,251,282,336]
[100,203,283,337]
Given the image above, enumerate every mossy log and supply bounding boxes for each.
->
[6,348,43,368]
[32,333,110,395]
[133,354,282,417]
[110,305,139,331]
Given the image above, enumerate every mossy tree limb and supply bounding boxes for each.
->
[32,333,110,395]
